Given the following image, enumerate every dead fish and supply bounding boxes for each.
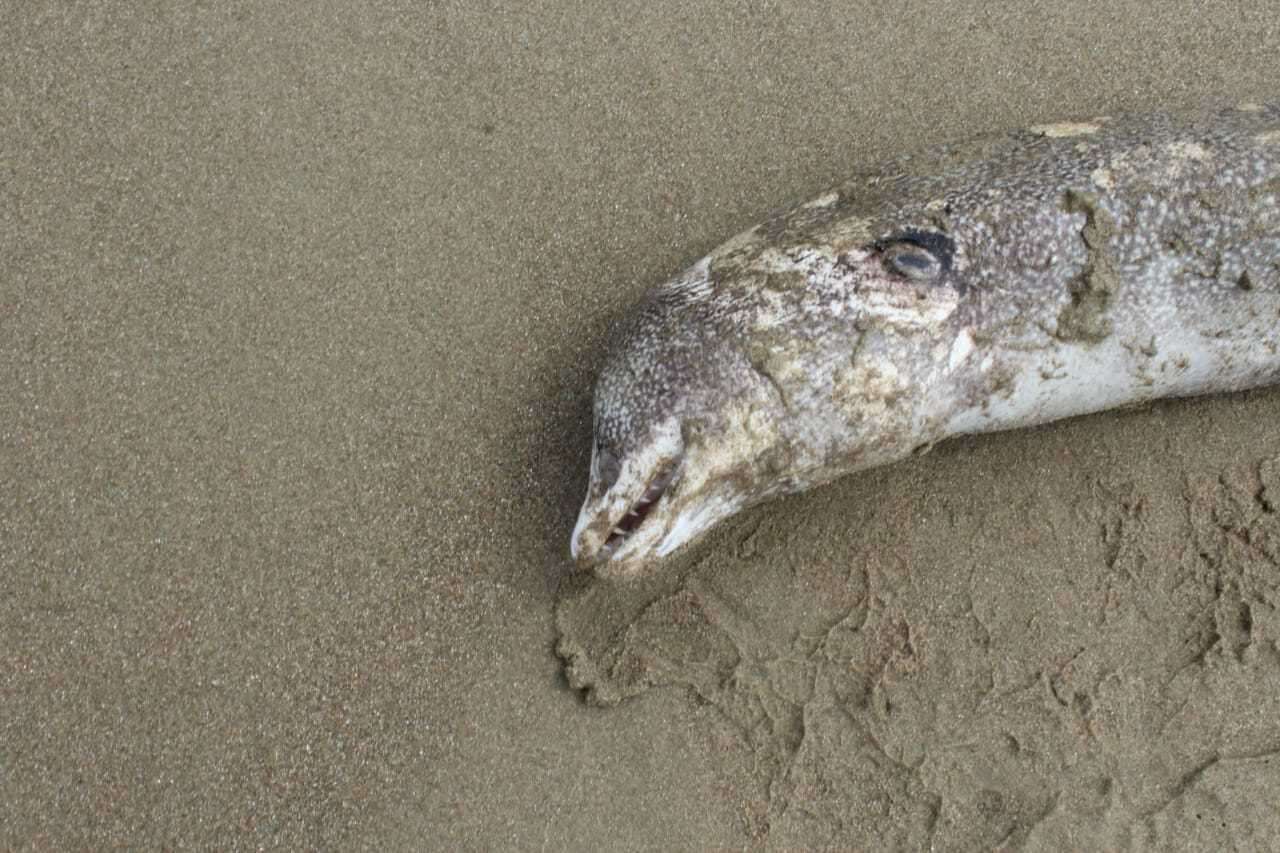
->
[572,103,1280,578]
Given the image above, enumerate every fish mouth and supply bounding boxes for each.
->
[571,448,684,572]
[600,461,677,558]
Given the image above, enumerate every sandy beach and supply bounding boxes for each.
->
[3,1,1280,847]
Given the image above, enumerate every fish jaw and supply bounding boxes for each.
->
[569,447,746,579]
[570,410,766,578]
[569,420,685,574]
[570,395,787,577]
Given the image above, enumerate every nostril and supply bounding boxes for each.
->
[596,445,621,490]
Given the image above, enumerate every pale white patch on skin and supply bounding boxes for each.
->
[803,191,840,209]
[1090,167,1115,191]
[1255,129,1280,145]
[1029,121,1103,138]
[755,246,829,275]
[839,247,870,265]
[1167,141,1211,161]
[947,341,1125,436]
[1238,102,1264,112]
[837,358,906,420]
[857,284,958,329]
[946,319,1277,439]
[655,494,737,557]
[948,329,975,372]
[984,342,1145,430]
[568,441,603,563]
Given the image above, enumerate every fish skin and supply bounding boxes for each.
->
[572,103,1280,578]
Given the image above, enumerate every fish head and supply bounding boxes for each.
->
[571,223,967,578]
[570,259,790,578]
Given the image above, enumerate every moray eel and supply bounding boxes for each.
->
[571,103,1280,578]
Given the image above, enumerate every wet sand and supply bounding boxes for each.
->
[3,1,1279,848]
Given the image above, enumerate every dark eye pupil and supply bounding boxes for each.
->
[894,252,933,271]
[882,243,941,280]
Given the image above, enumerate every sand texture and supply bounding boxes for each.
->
[3,0,1280,848]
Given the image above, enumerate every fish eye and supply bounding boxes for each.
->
[877,228,955,281]
[883,243,941,279]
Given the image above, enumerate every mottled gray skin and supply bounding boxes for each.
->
[573,103,1280,577]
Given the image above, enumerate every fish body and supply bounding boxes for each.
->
[572,104,1280,578]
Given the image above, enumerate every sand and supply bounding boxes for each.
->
[2,1,1279,848]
